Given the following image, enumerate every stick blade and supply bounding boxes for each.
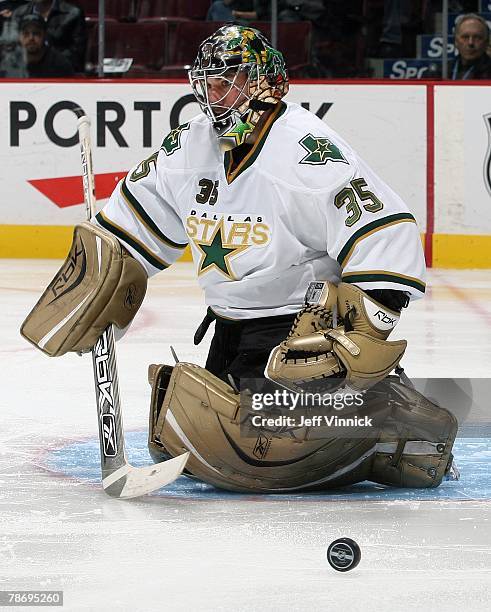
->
[102,452,190,499]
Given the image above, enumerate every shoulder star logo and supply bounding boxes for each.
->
[193,220,247,279]
[161,123,190,156]
[223,116,255,146]
[299,134,348,165]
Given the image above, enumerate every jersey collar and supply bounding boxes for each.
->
[223,101,287,184]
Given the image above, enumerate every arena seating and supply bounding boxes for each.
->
[136,0,177,20]
[137,0,209,21]
[154,21,311,79]
[172,0,211,20]
[83,2,312,78]
[87,21,169,71]
[165,21,226,70]
[250,22,312,75]
[78,1,136,20]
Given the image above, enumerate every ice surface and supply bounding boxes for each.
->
[1,261,490,611]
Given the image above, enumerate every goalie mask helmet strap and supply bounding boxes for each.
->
[188,25,289,149]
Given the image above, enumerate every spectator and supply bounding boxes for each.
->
[19,12,73,76]
[279,1,325,23]
[451,13,491,79]
[373,0,411,58]
[253,0,324,23]
[207,1,255,24]
[12,0,86,72]
[207,1,308,24]
[0,1,28,20]
[0,1,28,40]
[0,8,26,77]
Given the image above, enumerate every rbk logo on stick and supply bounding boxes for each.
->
[102,414,117,457]
[94,331,118,457]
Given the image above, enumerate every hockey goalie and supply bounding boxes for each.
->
[21,25,458,493]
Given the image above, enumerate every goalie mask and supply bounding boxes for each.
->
[188,25,289,149]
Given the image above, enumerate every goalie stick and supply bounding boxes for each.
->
[76,111,189,498]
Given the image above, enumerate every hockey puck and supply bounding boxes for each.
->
[327,538,361,572]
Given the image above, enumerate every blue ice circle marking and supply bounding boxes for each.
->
[41,433,491,501]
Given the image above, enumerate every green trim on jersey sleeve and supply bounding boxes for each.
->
[342,271,426,293]
[337,213,416,268]
[121,180,188,250]
[95,211,170,271]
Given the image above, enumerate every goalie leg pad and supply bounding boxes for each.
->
[369,379,458,488]
[148,362,391,492]
[21,222,147,356]
[148,366,456,492]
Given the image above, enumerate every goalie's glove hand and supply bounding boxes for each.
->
[286,280,338,340]
[286,303,333,339]
[266,282,407,392]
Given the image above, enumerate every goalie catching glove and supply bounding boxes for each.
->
[21,222,147,356]
[266,281,407,391]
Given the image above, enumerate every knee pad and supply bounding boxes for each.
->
[147,362,379,492]
[370,379,458,488]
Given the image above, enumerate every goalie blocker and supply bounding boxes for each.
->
[21,222,147,356]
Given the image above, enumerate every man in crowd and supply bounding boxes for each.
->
[206,1,256,24]
[253,0,325,22]
[13,0,86,72]
[19,12,73,76]
[0,1,27,76]
[207,1,326,23]
[0,0,28,21]
[451,13,491,79]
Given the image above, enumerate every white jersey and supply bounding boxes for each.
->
[95,101,426,320]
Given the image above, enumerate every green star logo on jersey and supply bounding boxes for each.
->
[194,221,246,279]
[223,115,255,147]
[299,134,348,166]
[161,123,190,156]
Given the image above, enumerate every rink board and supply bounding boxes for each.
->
[0,82,426,228]
[1,80,491,266]
[39,432,491,502]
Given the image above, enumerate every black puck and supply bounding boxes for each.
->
[327,538,361,572]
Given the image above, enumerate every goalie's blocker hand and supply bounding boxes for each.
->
[21,222,147,356]
[266,281,407,391]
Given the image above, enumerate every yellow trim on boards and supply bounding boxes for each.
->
[1,225,491,268]
[0,225,194,261]
[432,234,491,268]
[0,225,74,259]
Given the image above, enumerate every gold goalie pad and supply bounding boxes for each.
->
[147,364,458,492]
[266,281,407,391]
[148,362,382,492]
[370,379,458,488]
[21,222,147,356]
